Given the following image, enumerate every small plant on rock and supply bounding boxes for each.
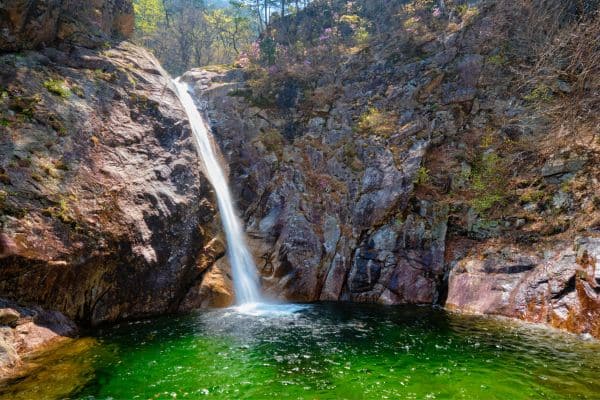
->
[414,166,431,186]
[44,79,71,98]
[524,83,553,103]
[469,152,507,214]
[357,107,397,138]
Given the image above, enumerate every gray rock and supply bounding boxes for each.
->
[323,216,341,255]
[552,191,572,210]
[542,153,588,177]
[556,80,573,93]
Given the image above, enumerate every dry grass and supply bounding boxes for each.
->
[510,1,599,128]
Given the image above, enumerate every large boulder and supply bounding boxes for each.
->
[0,41,227,324]
[446,238,600,338]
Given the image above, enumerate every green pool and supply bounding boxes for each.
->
[1,303,599,399]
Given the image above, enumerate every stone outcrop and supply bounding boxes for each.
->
[0,0,230,328]
[446,238,600,337]
[0,0,134,51]
[0,42,230,324]
[0,299,77,376]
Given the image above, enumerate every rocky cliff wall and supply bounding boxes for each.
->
[182,0,599,338]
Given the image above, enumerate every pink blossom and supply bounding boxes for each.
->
[433,7,441,17]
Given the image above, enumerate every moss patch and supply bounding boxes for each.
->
[44,79,72,98]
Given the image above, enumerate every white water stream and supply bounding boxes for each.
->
[172,78,262,305]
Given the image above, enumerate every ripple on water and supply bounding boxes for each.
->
[1,303,599,400]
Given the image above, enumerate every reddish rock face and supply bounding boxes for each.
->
[446,238,600,338]
[0,0,134,51]
[0,299,77,377]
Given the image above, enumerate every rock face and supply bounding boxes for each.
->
[179,0,599,338]
[181,68,449,306]
[0,0,230,326]
[0,0,134,51]
[0,299,77,376]
[446,238,600,337]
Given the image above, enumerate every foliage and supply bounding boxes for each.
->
[44,79,71,98]
[259,36,277,65]
[519,189,545,204]
[133,0,165,34]
[487,53,507,66]
[256,129,284,153]
[133,0,258,75]
[357,107,397,138]
[469,152,507,213]
[524,83,553,102]
[414,166,430,186]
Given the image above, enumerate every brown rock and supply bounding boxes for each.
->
[0,42,222,325]
[179,258,233,310]
[0,234,17,259]
[0,299,76,378]
[0,0,134,51]
[0,309,19,327]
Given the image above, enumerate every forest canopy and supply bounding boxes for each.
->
[133,0,315,75]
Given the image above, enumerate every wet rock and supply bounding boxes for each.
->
[179,258,233,310]
[0,335,20,376]
[0,299,77,377]
[446,239,600,338]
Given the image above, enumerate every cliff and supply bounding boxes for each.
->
[183,0,599,337]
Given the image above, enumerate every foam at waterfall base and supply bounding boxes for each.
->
[231,302,309,317]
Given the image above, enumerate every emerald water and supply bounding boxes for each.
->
[1,303,599,399]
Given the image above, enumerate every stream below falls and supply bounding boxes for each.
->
[1,303,599,399]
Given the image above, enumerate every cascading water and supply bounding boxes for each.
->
[172,78,262,305]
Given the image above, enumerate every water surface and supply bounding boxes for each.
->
[1,303,599,399]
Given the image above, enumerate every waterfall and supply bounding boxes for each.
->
[172,78,262,305]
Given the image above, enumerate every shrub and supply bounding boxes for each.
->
[524,83,553,102]
[487,54,507,66]
[256,129,284,153]
[519,189,545,204]
[44,79,71,98]
[259,37,277,66]
[414,166,431,185]
[357,107,397,138]
[354,26,370,46]
[469,152,507,213]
